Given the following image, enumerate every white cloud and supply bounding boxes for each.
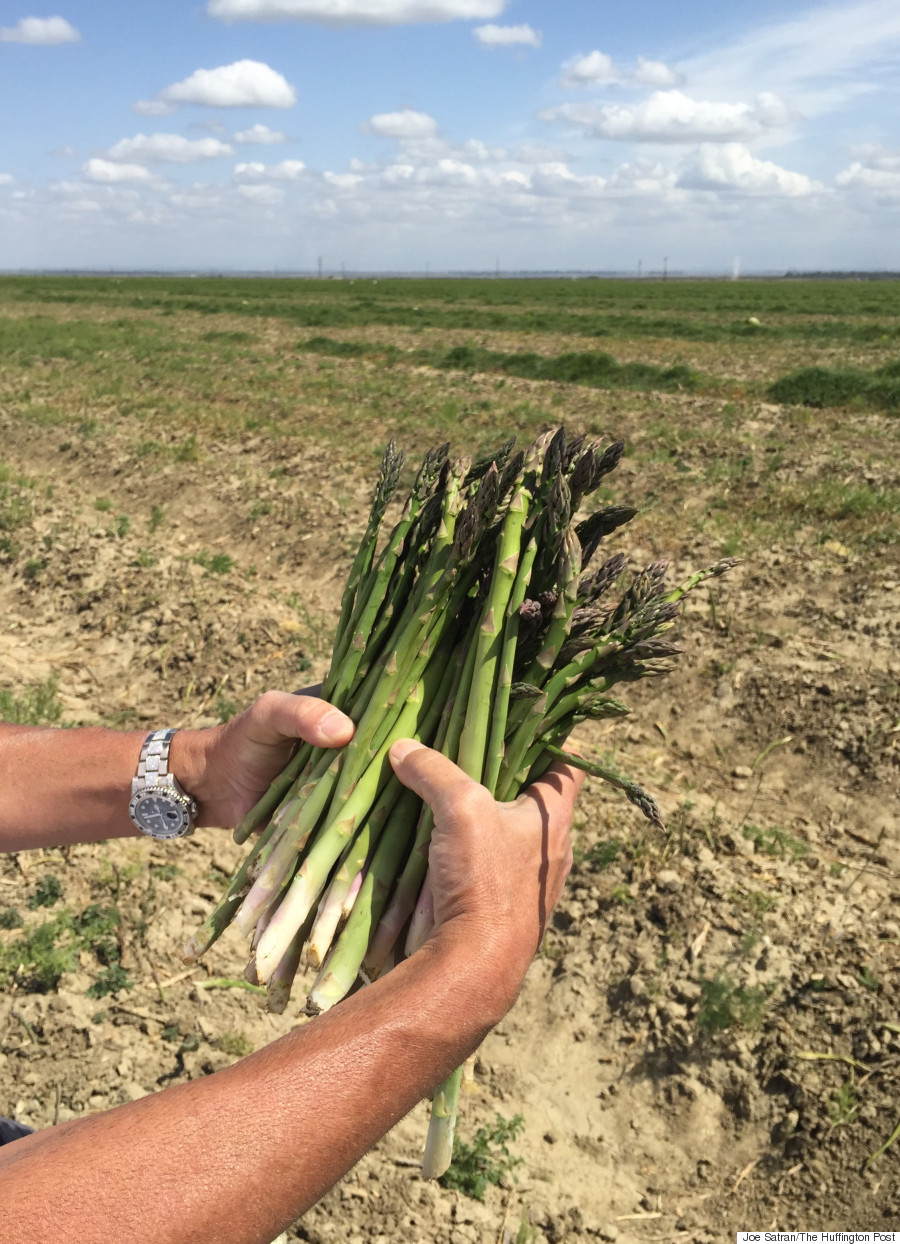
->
[0,16,80,44]
[634,57,682,88]
[847,143,900,169]
[324,171,364,188]
[837,147,900,201]
[560,50,622,87]
[608,159,679,196]
[51,144,77,158]
[106,134,234,164]
[0,173,14,185]
[541,90,790,144]
[560,49,682,89]
[135,61,296,114]
[234,159,306,179]
[133,100,178,117]
[234,123,288,144]
[473,23,541,48]
[363,108,438,139]
[679,143,821,196]
[237,183,286,204]
[208,0,504,23]
[83,159,157,184]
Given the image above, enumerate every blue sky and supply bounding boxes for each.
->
[1,0,899,272]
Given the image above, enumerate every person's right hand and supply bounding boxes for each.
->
[388,740,583,1012]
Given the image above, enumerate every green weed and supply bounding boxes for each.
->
[742,823,810,861]
[696,970,769,1034]
[742,890,779,920]
[0,464,34,556]
[87,965,134,998]
[28,875,64,910]
[216,694,243,723]
[192,550,235,575]
[610,883,634,906]
[0,901,127,993]
[173,434,200,463]
[149,862,182,881]
[441,1113,525,1201]
[578,839,622,871]
[830,1076,859,1128]
[218,1030,253,1058]
[857,965,880,993]
[0,676,65,725]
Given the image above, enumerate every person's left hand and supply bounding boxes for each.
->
[174,690,354,829]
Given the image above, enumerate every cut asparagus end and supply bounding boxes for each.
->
[421,1066,463,1180]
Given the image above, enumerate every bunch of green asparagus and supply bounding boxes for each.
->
[185,428,732,1176]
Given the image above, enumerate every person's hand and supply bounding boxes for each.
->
[388,740,583,1011]
[175,691,354,829]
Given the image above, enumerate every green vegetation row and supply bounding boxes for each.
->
[7,308,900,414]
[300,335,701,394]
[768,361,900,411]
[6,275,900,344]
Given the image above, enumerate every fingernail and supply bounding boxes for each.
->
[389,738,424,765]
[320,709,353,742]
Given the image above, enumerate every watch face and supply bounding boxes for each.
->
[131,792,191,839]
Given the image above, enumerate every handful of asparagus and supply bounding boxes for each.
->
[186,428,731,1175]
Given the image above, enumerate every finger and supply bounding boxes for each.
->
[247,690,354,748]
[388,739,487,821]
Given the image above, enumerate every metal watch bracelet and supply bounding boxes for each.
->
[128,728,198,839]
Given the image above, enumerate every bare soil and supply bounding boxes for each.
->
[1,303,899,1244]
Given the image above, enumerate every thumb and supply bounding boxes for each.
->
[388,738,483,820]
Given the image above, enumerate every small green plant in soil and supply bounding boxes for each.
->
[696,970,769,1034]
[830,1076,860,1128]
[742,822,810,861]
[0,902,128,994]
[857,965,880,993]
[218,1030,253,1058]
[192,550,235,574]
[87,964,134,998]
[149,862,183,882]
[0,676,64,726]
[0,907,23,929]
[440,1113,525,1201]
[578,838,622,871]
[28,874,64,910]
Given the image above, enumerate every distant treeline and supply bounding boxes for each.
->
[784,271,900,281]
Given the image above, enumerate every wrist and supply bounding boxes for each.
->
[425,917,531,1029]
[167,727,219,825]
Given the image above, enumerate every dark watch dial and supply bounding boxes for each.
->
[131,792,191,839]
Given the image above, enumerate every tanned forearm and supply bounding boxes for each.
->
[0,927,509,1244]
[0,723,147,850]
[0,693,354,852]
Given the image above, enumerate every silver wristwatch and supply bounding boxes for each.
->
[128,729,198,840]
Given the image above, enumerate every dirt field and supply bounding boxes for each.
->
[1,278,898,1242]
